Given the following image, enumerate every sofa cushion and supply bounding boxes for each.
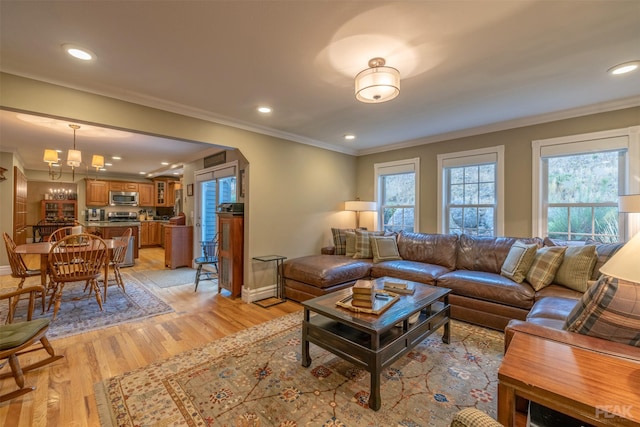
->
[456,234,542,274]
[282,255,371,288]
[526,246,567,291]
[331,228,355,255]
[500,240,538,283]
[554,245,597,292]
[370,235,402,263]
[535,284,583,300]
[564,276,640,347]
[353,230,384,259]
[437,270,536,309]
[589,242,624,280]
[527,296,579,322]
[345,231,356,257]
[396,232,458,270]
[370,260,450,285]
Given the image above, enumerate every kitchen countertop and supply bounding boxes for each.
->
[83,221,142,227]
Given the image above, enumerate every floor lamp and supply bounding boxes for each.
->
[344,200,377,229]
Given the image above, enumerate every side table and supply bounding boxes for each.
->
[252,255,287,308]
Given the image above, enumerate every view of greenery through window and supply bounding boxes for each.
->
[446,164,496,236]
[381,173,415,232]
[546,151,621,242]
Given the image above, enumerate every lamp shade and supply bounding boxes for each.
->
[91,154,105,169]
[67,149,82,167]
[619,194,640,213]
[599,231,640,283]
[43,149,59,164]
[355,66,400,103]
[344,201,377,212]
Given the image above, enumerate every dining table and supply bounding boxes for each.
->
[15,238,128,302]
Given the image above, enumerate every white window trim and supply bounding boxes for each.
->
[437,146,505,235]
[374,158,420,232]
[531,126,640,239]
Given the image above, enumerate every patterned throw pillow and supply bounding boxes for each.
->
[345,231,356,257]
[554,245,597,292]
[331,228,354,255]
[525,246,567,291]
[589,242,624,280]
[353,230,384,259]
[370,235,402,263]
[564,276,640,347]
[500,240,538,283]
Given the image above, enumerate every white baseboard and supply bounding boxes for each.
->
[0,265,11,276]
[242,284,277,303]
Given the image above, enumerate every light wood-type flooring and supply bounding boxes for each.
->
[0,247,302,427]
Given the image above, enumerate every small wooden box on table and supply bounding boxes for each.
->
[498,332,640,427]
[301,276,450,411]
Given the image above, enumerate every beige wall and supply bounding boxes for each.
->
[0,73,358,289]
[356,106,640,237]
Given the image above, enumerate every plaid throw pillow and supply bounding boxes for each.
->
[590,242,624,280]
[331,228,354,255]
[554,245,597,292]
[564,276,640,347]
[353,230,384,259]
[526,246,567,291]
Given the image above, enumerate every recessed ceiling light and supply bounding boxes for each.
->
[105,162,112,166]
[62,44,95,61]
[344,134,356,140]
[139,172,146,175]
[161,161,169,166]
[112,156,121,160]
[608,61,640,75]
[257,106,272,114]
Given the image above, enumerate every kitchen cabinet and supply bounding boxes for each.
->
[109,181,139,192]
[164,225,193,269]
[41,200,77,221]
[153,178,178,207]
[140,221,162,246]
[85,179,109,206]
[217,213,243,298]
[138,183,154,206]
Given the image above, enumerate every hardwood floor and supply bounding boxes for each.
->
[0,248,303,427]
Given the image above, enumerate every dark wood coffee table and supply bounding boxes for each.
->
[301,277,451,410]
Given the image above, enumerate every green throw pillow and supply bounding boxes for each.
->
[331,228,354,255]
[353,230,383,259]
[554,245,597,292]
[345,231,356,257]
[370,235,402,263]
[500,240,538,283]
[525,246,567,291]
[564,276,640,347]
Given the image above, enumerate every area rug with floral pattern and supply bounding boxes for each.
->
[95,312,503,426]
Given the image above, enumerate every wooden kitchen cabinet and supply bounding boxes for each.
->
[140,221,162,246]
[138,183,154,206]
[164,225,193,269]
[217,213,243,298]
[85,179,109,206]
[100,225,139,259]
[153,178,178,207]
[109,181,139,192]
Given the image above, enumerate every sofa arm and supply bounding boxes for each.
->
[321,246,336,255]
[504,320,640,360]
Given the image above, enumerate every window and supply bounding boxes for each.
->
[374,158,419,232]
[533,127,640,242]
[438,146,504,236]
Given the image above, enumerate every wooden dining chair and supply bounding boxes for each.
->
[47,233,108,320]
[3,232,43,314]
[47,225,84,242]
[0,285,64,402]
[108,227,132,293]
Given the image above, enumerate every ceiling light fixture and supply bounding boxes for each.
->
[344,134,356,140]
[355,57,400,103]
[608,61,640,75]
[43,124,105,181]
[257,106,272,114]
[62,44,95,61]
[43,149,61,180]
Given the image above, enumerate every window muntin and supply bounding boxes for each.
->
[446,163,497,236]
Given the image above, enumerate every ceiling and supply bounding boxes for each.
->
[1,1,639,177]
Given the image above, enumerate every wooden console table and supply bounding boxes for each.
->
[498,332,640,427]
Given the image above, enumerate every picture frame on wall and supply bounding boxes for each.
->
[187,183,194,197]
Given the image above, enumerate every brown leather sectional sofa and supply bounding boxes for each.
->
[282,231,595,331]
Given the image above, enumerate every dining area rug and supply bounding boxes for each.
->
[95,313,503,426]
[131,268,216,288]
[11,272,173,339]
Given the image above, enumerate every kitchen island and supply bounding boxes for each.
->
[84,221,140,259]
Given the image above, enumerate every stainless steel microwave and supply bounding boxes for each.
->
[109,191,139,206]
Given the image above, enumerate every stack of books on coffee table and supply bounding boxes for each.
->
[351,280,375,308]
